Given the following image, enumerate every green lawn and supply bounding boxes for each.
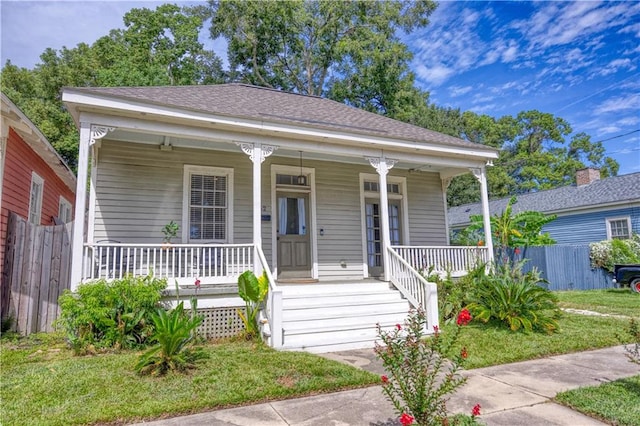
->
[555,375,640,426]
[0,336,378,426]
[555,288,640,318]
[454,312,633,368]
[2,289,637,426]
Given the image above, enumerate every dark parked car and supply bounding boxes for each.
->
[612,264,640,293]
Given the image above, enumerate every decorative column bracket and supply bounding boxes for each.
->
[441,176,453,192]
[90,125,116,146]
[470,167,482,182]
[367,157,397,176]
[237,142,277,163]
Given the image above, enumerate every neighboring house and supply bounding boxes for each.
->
[448,169,640,244]
[62,83,498,352]
[0,93,76,271]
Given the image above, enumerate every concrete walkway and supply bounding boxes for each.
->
[132,345,639,426]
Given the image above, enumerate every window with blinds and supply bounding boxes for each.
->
[189,174,227,241]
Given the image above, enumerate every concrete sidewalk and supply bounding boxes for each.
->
[132,345,639,426]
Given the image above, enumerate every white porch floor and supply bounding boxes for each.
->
[276,280,410,353]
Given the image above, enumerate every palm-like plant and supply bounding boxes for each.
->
[135,302,204,376]
[467,261,561,333]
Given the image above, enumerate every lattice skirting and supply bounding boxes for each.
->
[196,306,246,338]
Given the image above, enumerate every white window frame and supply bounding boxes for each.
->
[58,196,72,223]
[28,172,44,225]
[182,165,234,243]
[606,216,632,240]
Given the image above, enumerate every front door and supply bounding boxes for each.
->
[365,200,401,277]
[277,193,311,279]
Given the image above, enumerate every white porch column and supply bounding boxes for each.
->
[368,156,397,282]
[441,177,453,245]
[238,143,276,274]
[471,167,494,264]
[70,124,114,290]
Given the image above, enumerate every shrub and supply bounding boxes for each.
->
[467,261,561,333]
[135,301,206,376]
[56,275,167,353]
[425,263,486,324]
[237,270,269,338]
[375,308,478,426]
[590,234,640,273]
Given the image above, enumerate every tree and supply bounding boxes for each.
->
[432,109,620,206]
[208,0,435,116]
[1,4,225,170]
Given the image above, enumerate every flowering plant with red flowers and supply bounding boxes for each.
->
[374,308,475,426]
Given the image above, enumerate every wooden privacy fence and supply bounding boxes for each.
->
[521,245,612,291]
[1,212,72,335]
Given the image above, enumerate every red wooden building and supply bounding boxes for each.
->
[1,93,76,269]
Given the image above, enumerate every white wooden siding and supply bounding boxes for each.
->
[94,140,253,244]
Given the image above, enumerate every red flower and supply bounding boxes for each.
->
[457,309,472,326]
[381,375,389,383]
[472,403,481,417]
[461,347,468,359]
[400,413,414,425]
[433,325,439,335]
[514,247,521,255]
[396,323,402,330]
[194,278,201,288]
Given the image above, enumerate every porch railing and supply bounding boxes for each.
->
[82,243,254,284]
[392,245,489,277]
[387,247,439,332]
[256,246,282,348]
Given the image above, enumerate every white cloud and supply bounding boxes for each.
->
[595,93,640,114]
[449,85,473,97]
[413,63,455,86]
[598,58,637,76]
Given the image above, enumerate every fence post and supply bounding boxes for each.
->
[424,282,439,334]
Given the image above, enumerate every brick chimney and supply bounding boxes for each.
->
[576,168,600,186]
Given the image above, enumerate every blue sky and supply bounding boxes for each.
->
[2,0,639,175]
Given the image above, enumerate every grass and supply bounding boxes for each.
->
[0,335,379,426]
[555,288,640,318]
[2,289,637,425]
[555,375,640,426]
[453,312,634,368]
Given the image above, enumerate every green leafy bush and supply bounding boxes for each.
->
[467,261,561,333]
[237,270,269,338]
[135,301,206,376]
[590,235,640,273]
[56,275,167,353]
[425,263,486,324]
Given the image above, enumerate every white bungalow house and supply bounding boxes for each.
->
[62,84,496,352]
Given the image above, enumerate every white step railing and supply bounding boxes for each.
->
[392,245,489,277]
[387,247,439,332]
[82,243,253,285]
[256,246,282,348]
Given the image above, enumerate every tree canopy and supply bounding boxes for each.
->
[1,4,224,169]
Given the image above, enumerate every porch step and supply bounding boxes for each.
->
[278,281,410,353]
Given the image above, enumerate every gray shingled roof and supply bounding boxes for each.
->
[67,83,497,154]
[448,172,640,226]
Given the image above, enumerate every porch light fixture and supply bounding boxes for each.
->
[297,151,307,186]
